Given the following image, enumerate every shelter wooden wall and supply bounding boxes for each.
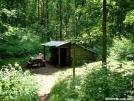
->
[71,44,96,61]
[42,41,97,66]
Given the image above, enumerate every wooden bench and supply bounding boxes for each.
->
[27,59,46,68]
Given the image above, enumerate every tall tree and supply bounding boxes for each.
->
[102,0,107,68]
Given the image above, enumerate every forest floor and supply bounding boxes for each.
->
[22,61,68,101]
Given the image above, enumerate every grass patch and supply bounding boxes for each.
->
[50,61,134,101]
[0,55,32,67]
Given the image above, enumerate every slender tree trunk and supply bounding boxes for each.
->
[37,0,40,20]
[65,23,68,37]
[56,0,59,40]
[75,0,77,8]
[59,0,62,40]
[120,5,124,37]
[102,0,107,68]
[23,0,26,28]
[41,1,45,25]
[34,0,38,20]
[46,0,50,41]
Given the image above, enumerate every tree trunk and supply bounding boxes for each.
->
[102,0,107,68]
[37,0,40,20]
[59,0,62,40]
[56,0,59,40]
[46,0,50,41]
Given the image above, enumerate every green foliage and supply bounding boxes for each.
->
[0,0,134,63]
[108,37,134,61]
[50,76,82,101]
[1,0,134,55]
[0,63,39,101]
[50,65,134,101]
[0,28,42,58]
[124,10,134,26]
[81,68,131,101]
[1,8,17,18]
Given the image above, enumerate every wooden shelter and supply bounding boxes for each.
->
[41,41,97,66]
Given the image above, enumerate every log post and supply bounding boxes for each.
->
[58,48,61,65]
[44,46,46,60]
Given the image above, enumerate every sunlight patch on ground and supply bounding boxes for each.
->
[55,61,102,78]
[33,74,58,96]
[55,60,134,78]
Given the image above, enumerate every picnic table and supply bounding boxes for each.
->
[27,57,46,67]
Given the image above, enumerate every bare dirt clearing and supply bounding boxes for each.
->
[22,61,68,101]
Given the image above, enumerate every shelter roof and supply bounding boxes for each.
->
[41,41,70,47]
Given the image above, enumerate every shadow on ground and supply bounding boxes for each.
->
[21,61,69,75]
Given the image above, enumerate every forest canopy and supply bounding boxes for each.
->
[0,0,134,60]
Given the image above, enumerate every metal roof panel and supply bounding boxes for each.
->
[41,41,70,47]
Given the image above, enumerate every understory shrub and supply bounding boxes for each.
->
[0,64,39,101]
[108,37,134,61]
[50,65,134,101]
[0,28,42,59]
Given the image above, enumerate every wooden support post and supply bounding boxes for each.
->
[69,42,71,66]
[72,48,75,78]
[44,46,46,60]
[58,48,61,66]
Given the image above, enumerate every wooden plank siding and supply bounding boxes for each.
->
[71,44,95,61]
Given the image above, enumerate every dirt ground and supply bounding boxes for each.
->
[22,61,67,101]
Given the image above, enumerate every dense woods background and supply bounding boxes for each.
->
[0,1,134,101]
[0,0,134,60]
